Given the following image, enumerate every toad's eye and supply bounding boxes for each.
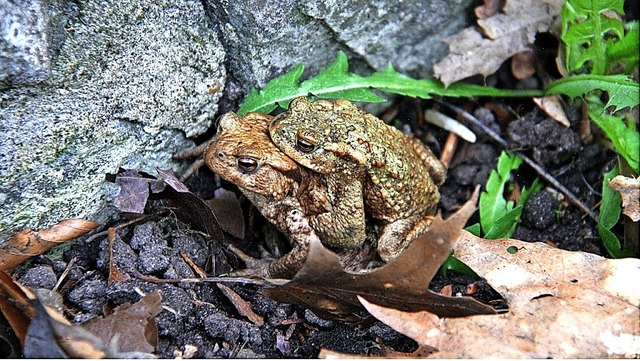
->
[296,137,316,153]
[237,157,258,173]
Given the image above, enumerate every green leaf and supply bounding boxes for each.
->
[545,74,640,112]
[465,223,481,237]
[238,52,544,115]
[560,0,626,75]
[439,254,478,277]
[482,178,543,239]
[519,178,543,207]
[588,97,639,174]
[484,206,523,239]
[607,22,639,73]
[570,0,624,16]
[598,165,625,258]
[238,64,306,114]
[479,151,522,236]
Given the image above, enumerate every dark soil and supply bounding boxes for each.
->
[5,40,627,359]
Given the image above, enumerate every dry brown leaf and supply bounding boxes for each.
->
[609,175,640,222]
[533,95,570,127]
[0,271,33,346]
[157,168,224,243]
[264,189,498,322]
[83,291,163,354]
[206,188,245,239]
[107,228,130,284]
[108,167,226,242]
[434,0,562,86]
[511,50,536,80]
[0,219,99,271]
[25,295,106,358]
[474,0,504,19]
[217,283,264,326]
[24,289,161,358]
[362,231,640,358]
[106,168,157,214]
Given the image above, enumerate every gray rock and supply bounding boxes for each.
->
[1,0,476,241]
[206,0,471,91]
[0,0,225,239]
[0,0,51,86]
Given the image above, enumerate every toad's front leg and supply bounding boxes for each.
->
[230,205,319,279]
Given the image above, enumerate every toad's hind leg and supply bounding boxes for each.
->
[376,214,435,262]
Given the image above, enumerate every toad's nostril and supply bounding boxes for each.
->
[217,152,224,158]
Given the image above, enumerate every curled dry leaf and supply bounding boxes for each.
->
[24,289,161,358]
[106,168,158,214]
[0,270,33,346]
[156,168,224,243]
[206,188,245,239]
[0,219,98,271]
[83,291,163,355]
[434,0,562,86]
[217,283,264,326]
[108,167,226,242]
[264,188,499,322]
[474,0,504,19]
[107,228,130,284]
[25,296,104,358]
[609,175,640,222]
[362,231,640,358]
[511,50,536,80]
[533,95,570,127]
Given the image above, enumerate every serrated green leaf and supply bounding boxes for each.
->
[300,52,385,102]
[565,20,599,43]
[465,223,481,237]
[479,151,522,236]
[238,52,544,115]
[561,0,627,75]
[600,165,621,229]
[597,164,628,258]
[571,0,624,16]
[607,22,639,72]
[484,206,523,239]
[545,74,640,112]
[439,254,478,277]
[588,98,639,173]
[519,178,543,207]
[600,17,625,38]
[237,64,305,114]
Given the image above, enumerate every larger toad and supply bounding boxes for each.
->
[204,112,371,277]
[269,97,446,261]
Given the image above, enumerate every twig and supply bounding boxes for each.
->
[52,257,76,293]
[131,269,269,285]
[438,100,598,221]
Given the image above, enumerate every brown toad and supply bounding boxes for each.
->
[269,97,446,261]
[204,112,372,277]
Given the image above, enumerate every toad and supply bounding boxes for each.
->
[269,97,446,261]
[204,112,373,277]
